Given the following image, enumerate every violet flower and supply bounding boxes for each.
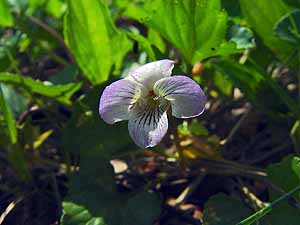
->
[99,60,206,148]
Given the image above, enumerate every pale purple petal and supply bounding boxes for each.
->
[128,106,168,148]
[129,59,174,89]
[99,78,140,124]
[153,76,206,118]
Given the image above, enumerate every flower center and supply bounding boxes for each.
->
[148,90,160,101]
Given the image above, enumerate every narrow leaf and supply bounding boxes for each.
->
[0,73,81,105]
[0,83,17,144]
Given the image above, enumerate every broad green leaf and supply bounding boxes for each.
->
[267,155,300,195]
[64,0,132,84]
[213,60,300,119]
[123,0,241,63]
[274,9,300,45]
[61,202,106,225]
[123,191,161,225]
[66,153,161,225]
[265,155,300,225]
[202,193,252,225]
[0,0,14,27]
[0,83,17,144]
[0,72,82,105]
[239,0,293,59]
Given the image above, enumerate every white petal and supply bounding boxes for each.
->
[99,78,140,124]
[154,76,206,118]
[128,106,168,148]
[129,59,174,89]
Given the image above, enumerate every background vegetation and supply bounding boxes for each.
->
[0,0,300,224]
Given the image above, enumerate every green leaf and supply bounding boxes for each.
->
[213,70,233,97]
[123,192,161,225]
[267,155,300,195]
[239,0,293,59]
[274,9,300,45]
[147,28,166,54]
[178,120,209,136]
[213,60,300,119]
[290,120,300,154]
[283,0,300,8]
[265,155,300,225]
[0,83,17,144]
[202,193,252,225]
[0,72,82,105]
[49,65,79,85]
[126,31,156,60]
[0,0,14,27]
[7,146,31,181]
[66,153,161,225]
[46,0,66,18]
[64,0,132,84]
[237,185,300,225]
[61,202,106,225]
[0,83,27,117]
[125,0,241,63]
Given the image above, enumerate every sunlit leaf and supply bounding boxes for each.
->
[61,202,106,225]
[0,0,14,27]
[64,0,132,84]
[123,0,241,63]
[46,0,66,18]
[0,72,82,105]
[147,28,166,54]
[239,0,293,58]
[33,130,53,149]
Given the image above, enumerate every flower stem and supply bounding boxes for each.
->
[169,113,185,167]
